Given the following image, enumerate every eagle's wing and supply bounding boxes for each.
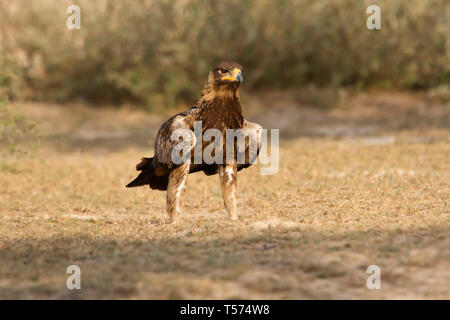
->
[126,108,196,190]
[153,108,197,169]
[152,109,262,173]
[192,119,263,176]
[237,120,263,171]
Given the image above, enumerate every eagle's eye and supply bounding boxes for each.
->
[218,69,228,75]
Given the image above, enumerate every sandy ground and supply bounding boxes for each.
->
[0,91,449,299]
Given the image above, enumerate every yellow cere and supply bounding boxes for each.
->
[222,68,241,81]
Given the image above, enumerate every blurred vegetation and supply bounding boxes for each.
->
[0,0,448,109]
[0,59,38,157]
[0,99,38,158]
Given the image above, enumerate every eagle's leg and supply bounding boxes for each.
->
[166,163,189,222]
[219,161,238,220]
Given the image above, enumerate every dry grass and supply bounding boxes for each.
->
[0,91,449,299]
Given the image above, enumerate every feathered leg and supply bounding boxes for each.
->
[219,162,238,220]
[166,163,189,222]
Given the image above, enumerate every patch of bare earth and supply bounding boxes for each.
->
[0,91,448,299]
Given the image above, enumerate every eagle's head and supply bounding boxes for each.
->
[197,61,245,127]
[209,61,243,88]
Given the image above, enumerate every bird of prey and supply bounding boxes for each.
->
[126,61,262,222]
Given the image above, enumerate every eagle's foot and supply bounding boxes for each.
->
[167,207,181,224]
[166,216,178,224]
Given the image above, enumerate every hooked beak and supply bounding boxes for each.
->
[235,69,243,83]
[222,68,243,83]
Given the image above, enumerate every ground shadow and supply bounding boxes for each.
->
[0,224,447,299]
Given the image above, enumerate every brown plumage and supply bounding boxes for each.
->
[126,61,262,222]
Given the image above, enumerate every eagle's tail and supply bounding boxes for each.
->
[126,157,169,191]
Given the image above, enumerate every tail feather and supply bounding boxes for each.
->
[126,158,153,188]
[126,157,169,190]
[136,157,151,171]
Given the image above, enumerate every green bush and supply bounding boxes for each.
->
[0,100,38,157]
[0,0,448,108]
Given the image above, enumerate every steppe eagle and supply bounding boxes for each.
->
[126,61,262,222]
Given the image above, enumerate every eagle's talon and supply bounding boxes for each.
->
[166,217,177,224]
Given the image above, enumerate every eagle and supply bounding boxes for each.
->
[126,61,262,222]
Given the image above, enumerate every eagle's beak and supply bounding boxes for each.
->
[222,68,243,83]
[235,69,243,83]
